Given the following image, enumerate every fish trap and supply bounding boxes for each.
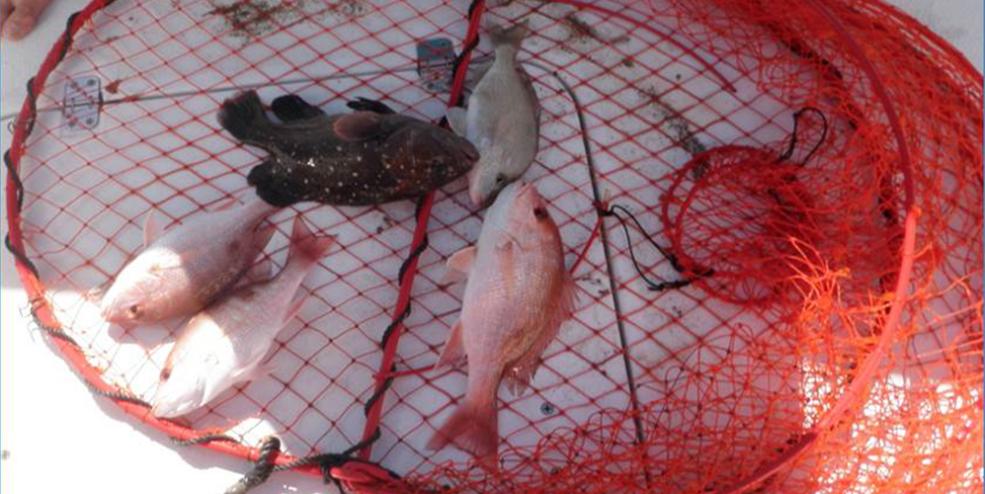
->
[4,0,982,493]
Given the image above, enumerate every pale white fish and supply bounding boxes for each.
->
[100,194,279,324]
[151,216,336,418]
[427,182,576,459]
[446,22,540,208]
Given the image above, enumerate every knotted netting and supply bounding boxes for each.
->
[4,0,981,493]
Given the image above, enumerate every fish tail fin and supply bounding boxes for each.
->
[427,400,498,459]
[489,22,528,52]
[287,216,336,264]
[218,90,273,142]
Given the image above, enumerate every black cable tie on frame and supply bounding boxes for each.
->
[224,436,281,494]
[600,204,713,292]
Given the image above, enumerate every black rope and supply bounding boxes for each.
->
[4,7,91,280]
[776,106,829,165]
[353,1,484,477]
[29,295,153,409]
[85,382,152,407]
[172,433,238,447]
[5,233,39,277]
[601,204,713,292]
[224,436,281,494]
[32,315,81,346]
[447,1,483,109]
[3,150,24,209]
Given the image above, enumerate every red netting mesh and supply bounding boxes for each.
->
[4,0,981,493]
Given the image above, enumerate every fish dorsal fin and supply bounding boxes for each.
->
[558,273,579,321]
[333,111,384,142]
[435,320,467,369]
[143,210,165,248]
[271,94,325,122]
[447,246,476,274]
[446,106,468,136]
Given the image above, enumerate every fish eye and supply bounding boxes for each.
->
[533,207,549,220]
[127,304,140,317]
[495,174,507,184]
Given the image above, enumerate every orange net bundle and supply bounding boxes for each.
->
[4,1,981,493]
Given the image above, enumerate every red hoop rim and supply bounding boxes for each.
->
[3,0,973,490]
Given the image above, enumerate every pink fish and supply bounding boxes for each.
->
[100,195,278,324]
[151,216,335,418]
[427,182,576,459]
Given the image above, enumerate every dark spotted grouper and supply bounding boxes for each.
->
[218,90,479,207]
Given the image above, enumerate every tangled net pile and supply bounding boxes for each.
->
[5,0,981,493]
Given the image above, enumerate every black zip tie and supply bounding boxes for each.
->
[776,106,829,165]
[224,436,281,494]
[601,204,713,292]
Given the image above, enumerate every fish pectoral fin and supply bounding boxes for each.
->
[440,246,476,285]
[447,246,476,272]
[332,111,384,142]
[445,106,468,136]
[435,320,467,369]
[142,210,166,248]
